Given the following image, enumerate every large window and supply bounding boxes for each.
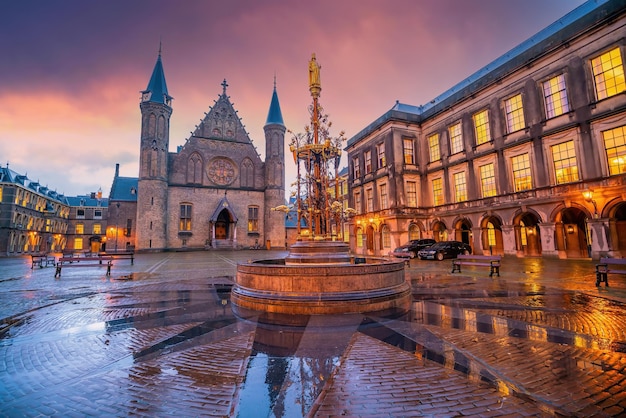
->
[449,123,463,154]
[354,191,361,214]
[356,227,364,248]
[428,133,440,162]
[551,141,579,184]
[75,223,84,234]
[376,143,386,169]
[248,206,259,232]
[511,153,532,192]
[479,163,497,198]
[592,47,625,100]
[74,238,83,250]
[93,223,102,234]
[352,157,361,179]
[364,151,372,174]
[603,125,626,175]
[381,225,391,249]
[432,178,444,206]
[366,188,373,212]
[505,94,525,133]
[379,184,388,209]
[543,74,570,118]
[453,172,467,202]
[406,181,417,207]
[403,138,414,164]
[180,204,192,231]
[473,109,491,145]
[408,224,420,240]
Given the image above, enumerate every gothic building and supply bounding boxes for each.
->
[346,0,626,259]
[119,51,286,252]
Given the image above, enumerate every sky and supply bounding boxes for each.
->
[0,0,587,199]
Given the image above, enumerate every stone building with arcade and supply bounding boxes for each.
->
[346,0,626,259]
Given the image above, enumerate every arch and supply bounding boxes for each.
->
[366,225,375,253]
[555,206,589,258]
[240,158,254,188]
[408,223,422,240]
[148,113,156,137]
[215,209,232,240]
[512,211,542,256]
[432,220,448,242]
[607,199,626,254]
[187,152,204,185]
[480,215,504,255]
[453,217,473,246]
[157,115,166,139]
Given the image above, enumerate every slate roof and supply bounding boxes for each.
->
[142,52,173,105]
[65,195,108,207]
[0,166,68,204]
[109,177,138,202]
[265,86,284,126]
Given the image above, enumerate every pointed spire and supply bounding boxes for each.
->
[142,44,172,105]
[265,77,284,126]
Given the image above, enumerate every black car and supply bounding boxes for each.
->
[391,239,436,258]
[417,241,472,261]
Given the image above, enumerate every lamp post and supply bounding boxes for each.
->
[582,189,598,218]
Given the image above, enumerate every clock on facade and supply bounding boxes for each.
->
[207,158,236,185]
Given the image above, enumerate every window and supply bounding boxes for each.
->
[354,191,361,214]
[180,204,192,231]
[428,133,440,162]
[505,94,525,133]
[125,219,132,237]
[356,227,364,248]
[551,141,579,184]
[432,178,444,206]
[364,150,372,174]
[408,224,420,240]
[406,181,417,207]
[77,209,85,219]
[379,184,388,209]
[487,222,497,247]
[352,157,361,179]
[591,47,625,100]
[366,188,373,212]
[479,163,497,198]
[74,237,83,250]
[94,209,103,219]
[248,206,259,232]
[75,223,84,234]
[453,172,467,202]
[381,225,391,249]
[376,143,386,168]
[543,74,569,118]
[602,125,626,175]
[473,109,491,145]
[403,138,414,164]
[511,153,532,192]
[449,123,463,154]
[93,223,102,234]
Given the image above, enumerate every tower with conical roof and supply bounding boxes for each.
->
[264,79,286,248]
[137,47,172,251]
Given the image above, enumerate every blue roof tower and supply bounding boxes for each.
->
[265,79,284,126]
[141,45,172,105]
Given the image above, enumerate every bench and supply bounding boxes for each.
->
[98,251,134,265]
[595,258,626,286]
[31,254,56,269]
[54,256,113,278]
[452,254,502,277]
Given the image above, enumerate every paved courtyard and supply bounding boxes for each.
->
[1,251,626,417]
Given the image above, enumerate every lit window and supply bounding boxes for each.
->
[511,153,532,192]
[180,204,192,231]
[602,125,626,175]
[93,224,102,234]
[543,74,569,118]
[591,47,625,100]
[487,222,496,247]
[354,191,361,214]
[352,157,361,179]
[364,151,372,174]
[432,178,444,206]
[403,138,414,164]
[428,133,440,162]
[551,141,579,184]
[248,206,259,232]
[74,238,83,250]
[449,123,463,154]
[381,225,391,249]
[406,181,417,207]
[505,94,525,133]
[356,227,364,247]
[479,163,497,198]
[409,224,420,240]
[366,188,373,212]
[377,143,386,168]
[75,223,84,234]
[453,172,467,202]
[473,109,491,145]
[379,184,388,209]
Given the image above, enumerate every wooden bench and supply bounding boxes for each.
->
[54,256,113,278]
[98,251,134,265]
[31,254,56,269]
[595,258,626,286]
[452,254,502,277]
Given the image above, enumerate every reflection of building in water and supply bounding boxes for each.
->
[346,1,626,260]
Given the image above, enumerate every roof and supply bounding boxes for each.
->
[109,177,138,201]
[66,195,108,207]
[265,85,284,126]
[142,52,172,105]
[0,166,68,204]
[347,0,624,148]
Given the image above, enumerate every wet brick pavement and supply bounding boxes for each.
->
[1,251,626,417]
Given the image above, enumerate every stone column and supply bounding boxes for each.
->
[539,222,558,258]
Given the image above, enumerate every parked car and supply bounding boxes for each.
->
[391,239,436,258]
[417,241,472,261]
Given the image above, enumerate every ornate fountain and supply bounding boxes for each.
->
[232,54,409,320]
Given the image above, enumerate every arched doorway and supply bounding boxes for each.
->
[366,225,375,254]
[215,210,230,239]
[480,216,503,255]
[432,221,448,242]
[610,202,626,255]
[454,218,472,246]
[209,196,238,249]
[514,212,542,256]
[89,236,102,254]
[557,207,589,258]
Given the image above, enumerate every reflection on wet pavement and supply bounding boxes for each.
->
[1,253,626,416]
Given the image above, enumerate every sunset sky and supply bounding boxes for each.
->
[0,0,586,198]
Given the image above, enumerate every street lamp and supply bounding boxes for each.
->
[582,189,598,218]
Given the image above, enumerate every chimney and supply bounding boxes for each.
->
[115,163,120,178]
